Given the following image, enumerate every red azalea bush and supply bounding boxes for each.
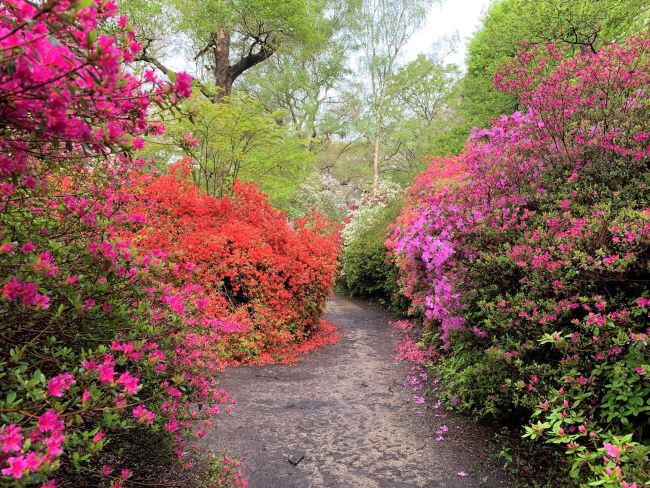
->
[0,1,238,486]
[129,160,341,364]
[391,37,649,485]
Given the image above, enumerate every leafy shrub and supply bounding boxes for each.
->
[391,37,650,486]
[339,182,405,310]
[130,159,341,363]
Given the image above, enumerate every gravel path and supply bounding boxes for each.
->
[205,295,512,488]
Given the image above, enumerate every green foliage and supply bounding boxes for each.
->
[339,186,405,310]
[161,91,315,212]
[461,0,650,131]
[383,55,462,176]
[173,0,321,51]
[120,0,323,56]
[238,1,358,143]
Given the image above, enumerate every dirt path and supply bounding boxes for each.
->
[205,295,511,488]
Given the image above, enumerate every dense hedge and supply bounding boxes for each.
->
[390,37,650,486]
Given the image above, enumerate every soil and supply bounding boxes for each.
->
[205,295,517,488]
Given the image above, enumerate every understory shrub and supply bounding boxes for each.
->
[129,159,341,363]
[391,37,650,486]
[339,182,405,310]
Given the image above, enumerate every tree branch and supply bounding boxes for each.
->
[228,38,277,83]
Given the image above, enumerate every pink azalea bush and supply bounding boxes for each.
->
[0,0,237,485]
[391,37,649,485]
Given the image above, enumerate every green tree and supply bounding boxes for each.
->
[462,0,650,130]
[121,0,327,101]
[161,91,314,210]
[382,54,461,179]
[355,0,438,191]
[239,36,349,145]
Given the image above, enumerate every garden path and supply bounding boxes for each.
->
[205,295,511,488]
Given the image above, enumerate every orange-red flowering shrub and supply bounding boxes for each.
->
[130,160,341,363]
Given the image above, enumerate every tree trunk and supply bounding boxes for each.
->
[213,27,232,102]
[372,117,382,192]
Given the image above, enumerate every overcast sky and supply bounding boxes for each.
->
[403,0,493,68]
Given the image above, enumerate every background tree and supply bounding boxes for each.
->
[121,0,327,101]
[238,0,360,146]
[381,54,461,181]
[460,0,650,132]
[355,0,437,191]
[156,92,314,212]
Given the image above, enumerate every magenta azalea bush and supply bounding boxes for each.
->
[0,1,238,486]
[391,37,650,486]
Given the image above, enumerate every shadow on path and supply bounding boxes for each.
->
[205,295,512,488]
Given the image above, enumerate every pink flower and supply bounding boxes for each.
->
[635,366,646,375]
[24,452,41,471]
[97,364,115,384]
[102,465,112,476]
[132,404,156,424]
[47,372,75,397]
[41,480,57,488]
[33,252,58,276]
[2,278,50,309]
[165,419,179,433]
[20,241,36,253]
[38,409,63,433]
[457,471,467,477]
[115,395,127,410]
[603,442,620,460]
[93,430,105,443]
[116,372,140,394]
[81,390,91,406]
[174,72,193,98]
[0,425,23,453]
[2,456,29,479]
[121,468,131,479]
[0,243,15,253]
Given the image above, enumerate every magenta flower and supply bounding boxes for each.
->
[0,425,23,453]
[97,364,115,384]
[1,456,29,479]
[37,410,63,433]
[46,372,75,397]
[175,72,193,98]
[132,404,156,424]
[603,442,620,460]
[116,372,140,394]
[0,243,14,254]
[92,430,105,443]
